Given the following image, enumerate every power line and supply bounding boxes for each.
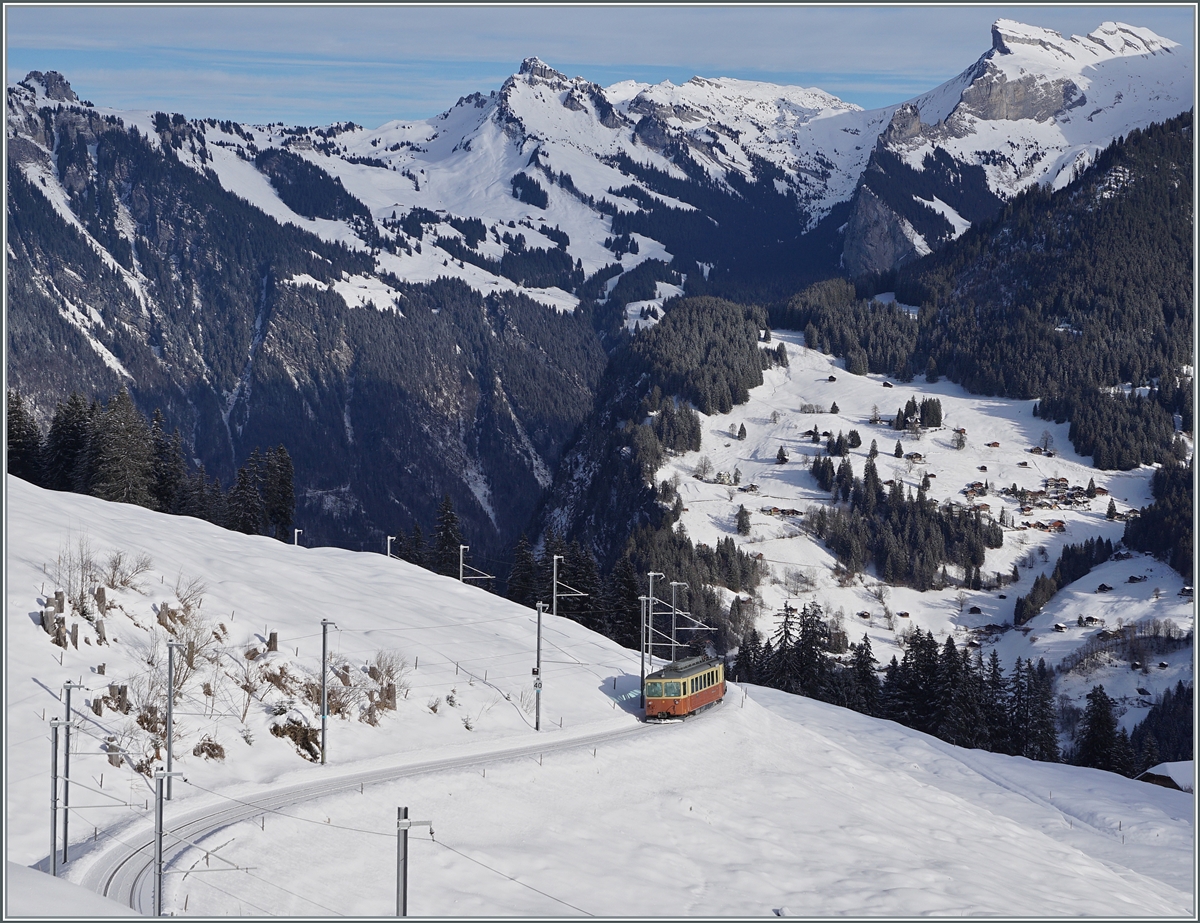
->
[181,780,392,839]
[426,838,593,916]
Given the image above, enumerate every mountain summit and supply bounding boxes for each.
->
[841,18,1189,275]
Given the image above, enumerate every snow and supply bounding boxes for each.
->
[870,291,920,317]
[915,194,972,239]
[5,861,130,916]
[889,17,1193,202]
[5,448,1193,915]
[652,332,1192,716]
[624,281,684,334]
[9,17,1189,320]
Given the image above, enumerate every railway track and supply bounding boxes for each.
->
[75,722,651,913]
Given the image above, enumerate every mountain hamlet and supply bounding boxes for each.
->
[4,16,1194,916]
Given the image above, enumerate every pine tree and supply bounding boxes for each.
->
[149,411,186,513]
[264,445,295,540]
[737,423,747,440]
[432,494,464,577]
[227,460,265,534]
[942,648,989,750]
[792,603,831,696]
[776,445,788,464]
[868,439,878,459]
[43,392,92,492]
[849,633,879,716]
[1112,728,1137,777]
[1026,659,1060,762]
[1106,498,1118,519]
[932,635,963,734]
[894,440,904,458]
[980,650,1008,753]
[737,628,763,683]
[87,388,154,507]
[830,401,840,414]
[604,555,642,649]
[1076,685,1119,771]
[405,522,428,568]
[506,534,539,608]
[736,504,751,535]
[6,388,44,485]
[1007,657,1031,756]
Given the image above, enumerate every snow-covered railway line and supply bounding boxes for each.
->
[79,722,650,912]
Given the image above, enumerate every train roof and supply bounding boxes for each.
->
[646,655,721,680]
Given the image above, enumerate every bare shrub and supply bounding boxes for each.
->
[227,654,263,723]
[262,664,299,695]
[518,687,536,716]
[271,719,320,761]
[370,650,410,696]
[427,696,441,714]
[783,567,814,595]
[173,573,208,616]
[192,736,226,761]
[103,550,153,592]
[54,535,101,621]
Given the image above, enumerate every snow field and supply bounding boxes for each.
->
[4,475,1192,916]
[653,331,1191,716]
[3,476,641,872]
[165,686,1192,917]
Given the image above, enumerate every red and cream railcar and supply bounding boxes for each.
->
[644,655,725,719]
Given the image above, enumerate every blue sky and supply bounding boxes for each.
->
[5,5,1195,126]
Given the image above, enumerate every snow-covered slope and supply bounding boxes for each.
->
[4,476,1192,915]
[907,20,1191,193]
[9,18,1191,303]
[844,19,1192,274]
[650,332,1194,725]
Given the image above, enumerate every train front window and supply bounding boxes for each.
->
[663,681,682,697]
[646,682,663,697]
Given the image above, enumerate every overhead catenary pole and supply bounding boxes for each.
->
[396,807,433,916]
[647,572,664,668]
[165,642,186,799]
[460,545,468,582]
[638,596,647,709]
[61,681,84,862]
[552,555,561,621]
[669,582,688,664]
[294,528,303,546]
[50,718,67,877]
[153,769,184,916]
[321,619,337,763]
[534,602,544,731]
[387,535,396,559]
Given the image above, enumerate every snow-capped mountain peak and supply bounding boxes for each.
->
[991,18,1179,61]
[842,18,1191,276]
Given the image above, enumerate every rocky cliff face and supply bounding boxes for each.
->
[841,18,1191,277]
[842,186,927,278]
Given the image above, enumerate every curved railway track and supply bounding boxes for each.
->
[76,722,651,913]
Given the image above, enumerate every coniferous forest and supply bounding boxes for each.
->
[7,386,295,538]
